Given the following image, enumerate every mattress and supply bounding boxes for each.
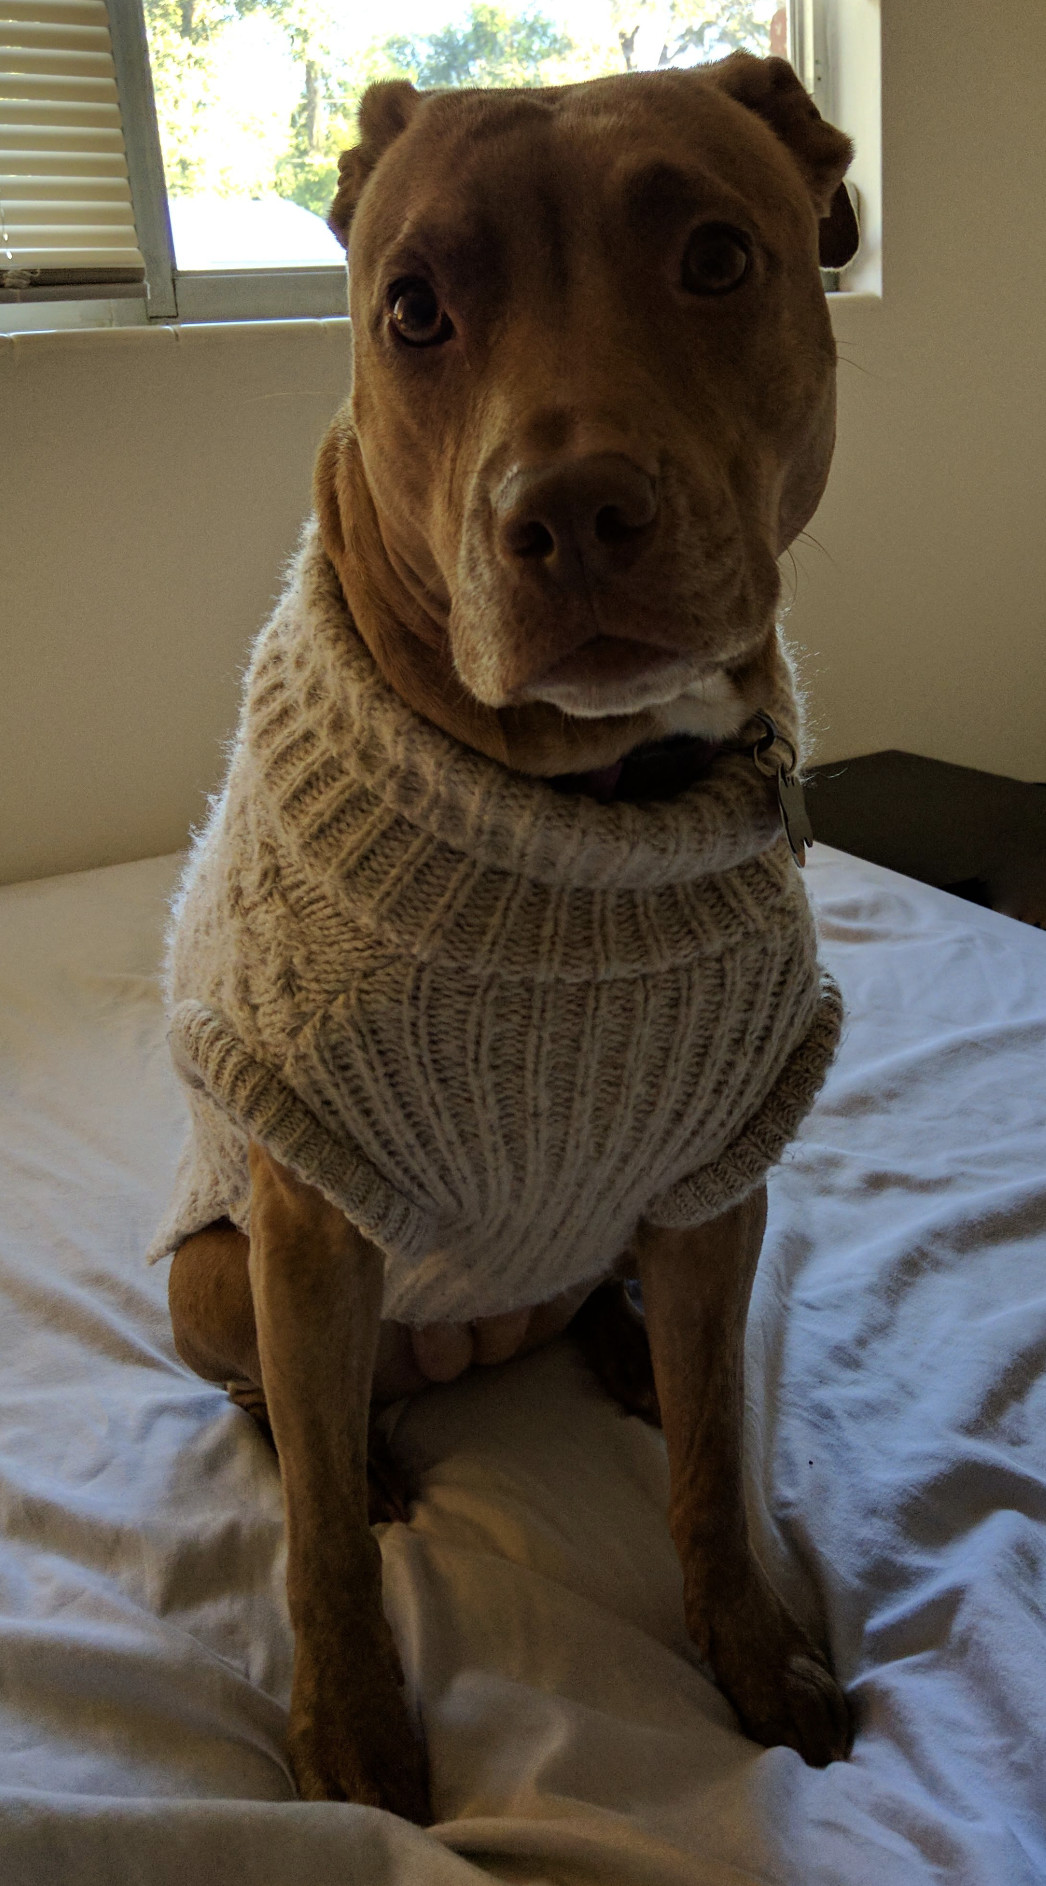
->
[0,844,1043,1885]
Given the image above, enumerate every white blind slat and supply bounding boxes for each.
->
[1,0,146,296]
[3,3,109,25]
[5,49,114,78]
[3,125,124,151]
[4,23,108,52]
[2,76,119,103]
[2,98,122,125]
[9,239,138,262]
[5,203,135,232]
[1,172,129,197]
[6,201,134,227]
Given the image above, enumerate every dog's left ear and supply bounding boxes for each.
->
[328,80,421,248]
[709,52,858,267]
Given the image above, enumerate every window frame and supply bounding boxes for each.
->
[108,0,347,324]
[789,0,832,115]
[13,0,851,328]
[789,0,843,292]
[106,0,176,319]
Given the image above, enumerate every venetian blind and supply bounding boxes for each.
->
[1,0,146,300]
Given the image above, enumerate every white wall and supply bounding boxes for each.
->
[2,0,1044,887]
[794,0,1046,782]
[2,320,351,884]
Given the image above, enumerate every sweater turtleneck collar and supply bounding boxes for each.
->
[248,526,802,896]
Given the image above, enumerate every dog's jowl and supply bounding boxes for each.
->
[157,55,858,1817]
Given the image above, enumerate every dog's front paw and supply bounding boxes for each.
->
[287,1641,430,1820]
[690,1567,852,1768]
[732,1639,852,1770]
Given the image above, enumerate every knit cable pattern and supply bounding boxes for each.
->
[148,525,841,1323]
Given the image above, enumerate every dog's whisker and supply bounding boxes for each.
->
[794,530,839,573]
[780,547,801,602]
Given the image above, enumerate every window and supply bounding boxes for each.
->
[3,0,854,326]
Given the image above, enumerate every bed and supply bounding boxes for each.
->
[0,842,1043,1885]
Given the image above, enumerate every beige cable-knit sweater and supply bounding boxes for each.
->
[148,526,841,1324]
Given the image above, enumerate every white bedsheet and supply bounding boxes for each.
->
[0,845,1043,1885]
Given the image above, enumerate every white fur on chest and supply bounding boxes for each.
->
[654,670,748,742]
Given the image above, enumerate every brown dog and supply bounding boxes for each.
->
[167,56,857,1819]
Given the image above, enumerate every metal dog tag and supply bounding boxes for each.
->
[776,768,813,867]
[750,713,813,867]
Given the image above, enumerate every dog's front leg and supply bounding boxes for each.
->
[247,1140,429,1818]
[636,1190,851,1767]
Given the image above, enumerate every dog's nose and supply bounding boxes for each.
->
[495,453,659,589]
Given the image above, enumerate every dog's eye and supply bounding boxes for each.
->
[681,225,751,296]
[388,278,454,347]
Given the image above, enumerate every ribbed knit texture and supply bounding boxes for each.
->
[148,525,842,1323]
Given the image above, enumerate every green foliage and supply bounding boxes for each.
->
[144,0,259,47]
[661,0,772,65]
[382,4,574,91]
[144,0,584,207]
[272,151,339,216]
[143,2,231,193]
[273,37,354,215]
[144,0,348,197]
[143,0,776,217]
[614,0,772,72]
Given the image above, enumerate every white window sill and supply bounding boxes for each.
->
[1,285,882,343]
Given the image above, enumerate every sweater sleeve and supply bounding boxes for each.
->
[644,973,843,1229]
[154,999,438,1267]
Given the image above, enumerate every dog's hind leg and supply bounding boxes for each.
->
[636,1189,852,1768]
[168,1218,260,1390]
[570,1278,661,1427]
[168,1216,416,1518]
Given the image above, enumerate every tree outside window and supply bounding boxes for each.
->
[143,0,786,267]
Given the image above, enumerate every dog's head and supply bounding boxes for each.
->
[318,59,855,769]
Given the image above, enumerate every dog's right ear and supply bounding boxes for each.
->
[328,80,421,248]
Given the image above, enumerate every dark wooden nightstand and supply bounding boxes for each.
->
[805,751,1046,930]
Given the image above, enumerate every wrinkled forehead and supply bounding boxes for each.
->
[349,77,814,290]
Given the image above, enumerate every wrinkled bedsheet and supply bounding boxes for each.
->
[0,845,1043,1886]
